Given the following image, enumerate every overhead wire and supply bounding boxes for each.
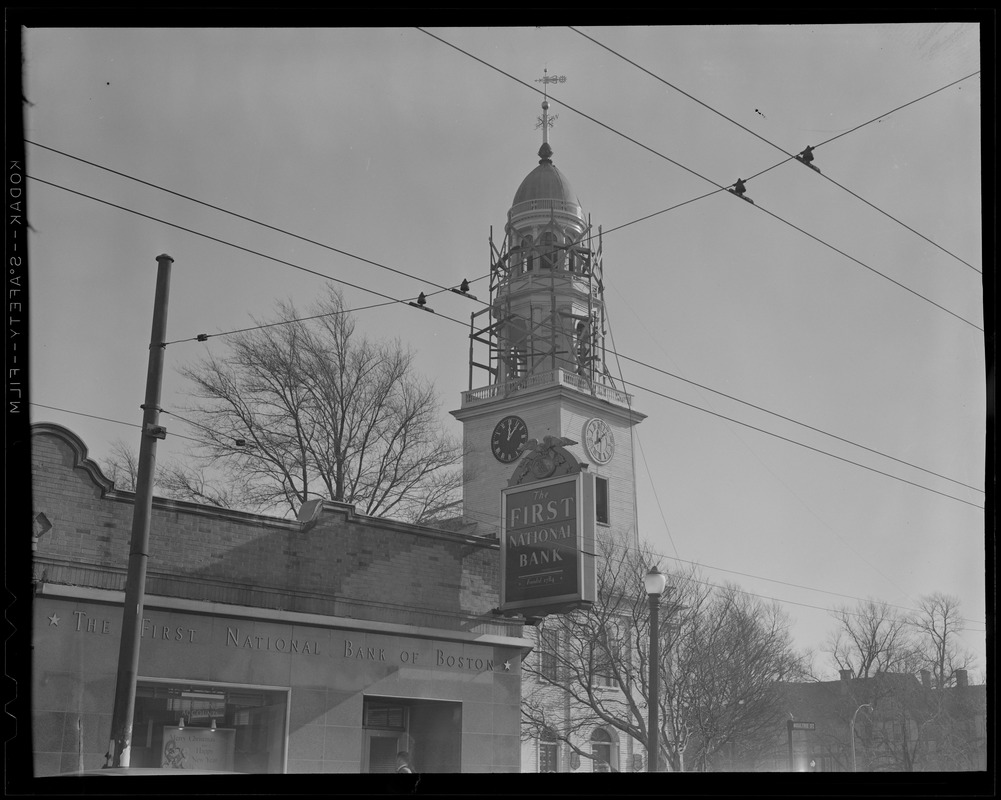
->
[27,163,983,506]
[609,282,924,601]
[29,400,466,529]
[164,299,400,346]
[26,142,983,495]
[25,39,985,651]
[27,57,984,628]
[31,402,201,446]
[454,504,986,631]
[418,28,983,332]
[617,374,982,510]
[571,26,982,275]
[615,348,982,494]
[25,140,478,301]
[26,175,469,329]
[617,535,988,631]
[35,396,982,631]
[30,397,985,631]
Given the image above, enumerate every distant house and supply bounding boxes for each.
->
[734,670,987,772]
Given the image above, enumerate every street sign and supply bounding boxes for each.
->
[788,721,816,731]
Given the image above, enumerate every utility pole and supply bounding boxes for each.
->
[108,254,173,768]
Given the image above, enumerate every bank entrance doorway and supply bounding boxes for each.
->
[363,697,461,773]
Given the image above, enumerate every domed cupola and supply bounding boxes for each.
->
[507,98,586,240]
[512,140,580,209]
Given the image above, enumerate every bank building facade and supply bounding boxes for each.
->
[30,95,642,777]
[30,420,530,775]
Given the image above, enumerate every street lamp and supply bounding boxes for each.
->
[644,565,668,773]
[850,703,873,772]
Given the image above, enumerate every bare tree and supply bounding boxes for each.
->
[101,438,140,492]
[677,583,806,772]
[156,462,243,509]
[821,596,984,772]
[826,598,920,679]
[909,593,976,689]
[100,439,239,508]
[175,288,463,521]
[521,538,805,772]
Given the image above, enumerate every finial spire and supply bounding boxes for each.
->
[535,69,566,163]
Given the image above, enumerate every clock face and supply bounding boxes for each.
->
[491,415,529,463]
[584,418,614,464]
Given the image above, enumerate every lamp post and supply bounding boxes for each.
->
[644,565,668,772]
[850,703,872,772]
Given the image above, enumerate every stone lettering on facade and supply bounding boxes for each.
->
[435,649,494,671]
[71,610,113,634]
[225,626,318,655]
[142,617,197,643]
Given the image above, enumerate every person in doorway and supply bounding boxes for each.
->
[396,751,413,774]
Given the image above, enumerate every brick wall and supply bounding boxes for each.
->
[31,423,510,635]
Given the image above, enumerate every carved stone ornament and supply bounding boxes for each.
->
[508,435,584,486]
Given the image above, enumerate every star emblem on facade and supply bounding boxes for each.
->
[47,612,60,626]
[503,660,511,671]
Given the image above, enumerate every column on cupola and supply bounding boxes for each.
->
[491,97,607,388]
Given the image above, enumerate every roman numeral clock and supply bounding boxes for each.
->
[583,417,614,465]
[491,415,529,463]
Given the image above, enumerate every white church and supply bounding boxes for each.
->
[451,86,648,773]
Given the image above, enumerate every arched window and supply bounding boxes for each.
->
[575,319,591,376]
[508,347,526,379]
[510,245,523,275]
[591,728,614,772]
[539,231,557,270]
[522,236,535,272]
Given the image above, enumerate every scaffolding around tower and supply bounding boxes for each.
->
[461,217,632,410]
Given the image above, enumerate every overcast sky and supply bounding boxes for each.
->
[21,22,986,676]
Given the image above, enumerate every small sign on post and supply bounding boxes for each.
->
[787,720,816,771]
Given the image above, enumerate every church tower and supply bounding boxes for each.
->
[451,88,645,551]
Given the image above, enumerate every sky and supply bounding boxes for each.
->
[19,21,987,678]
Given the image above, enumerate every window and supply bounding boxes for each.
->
[540,232,557,270]
[596,477,609,525]
[539,729,559,772]
[364,701,408,730]
[540,626,559,681]
[575,320,591,375]
[596,618,629,688]
[508,347,526,378]
[132,681,288,773]
[522,236,535,272]
[590,728,613,772]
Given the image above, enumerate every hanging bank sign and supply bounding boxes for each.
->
[499,472,597,615]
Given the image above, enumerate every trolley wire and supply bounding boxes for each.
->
[27,173,983,506]
[25,146,982,495]
[29,400,986,631]
[418,28,983,331]
[571,25,981,274]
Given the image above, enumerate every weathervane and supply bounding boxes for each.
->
[535,68,566,132]
[535,68,567,97]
